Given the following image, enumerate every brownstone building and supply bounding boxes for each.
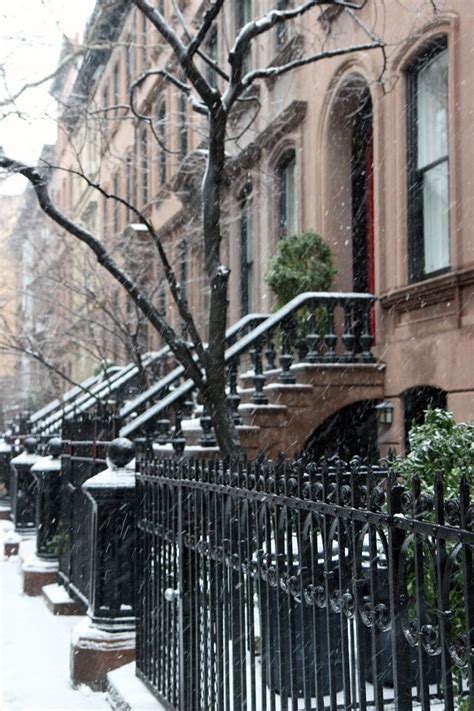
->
[21,0,474,454]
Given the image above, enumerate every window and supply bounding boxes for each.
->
[126,152,133,221]
[112,173,120,235]
[178,241,188,300]
[206,25,218,88]
[178,94,188,157]
[236,0,252,73]
[276,0,293,49]
[406,38,450,282]
[277,149,296,238]
[156,101,167,186]
[239,183,254,316]
[113,63,120,117]
[140,129,149,206]
[140,10,147,67]
[126,35,135,89]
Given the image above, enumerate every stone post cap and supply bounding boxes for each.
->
[107,438,135,470]
[24,436,39,454]
[47,437,63,458]
[82,438,136,495]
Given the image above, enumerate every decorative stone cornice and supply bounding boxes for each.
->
[380,267,474,313]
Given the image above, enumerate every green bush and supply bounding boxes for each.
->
[393,409,473,698]
[393,408,474,495]
[265,231,336,309]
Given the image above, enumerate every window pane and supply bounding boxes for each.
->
[285,158,296,236]
[417,49,448,170]
[423,160,449,273]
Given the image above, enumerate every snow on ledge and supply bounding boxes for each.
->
[71,618,135,652]
[107,662,167,711]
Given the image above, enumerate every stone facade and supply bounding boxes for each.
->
[20,0,474,451]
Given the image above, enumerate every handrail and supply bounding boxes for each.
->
[120,293,376,438]
[118,313,268,422]
[29,373,104,424]
[36,348,170,433]
[66,347,171,418]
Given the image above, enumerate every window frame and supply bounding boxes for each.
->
[406,35,450,283]
[276,148,297,239]
[239,182,254,316]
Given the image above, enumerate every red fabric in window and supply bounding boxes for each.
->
[367,130,376,340]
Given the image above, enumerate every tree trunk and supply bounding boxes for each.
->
[202,104,242,458]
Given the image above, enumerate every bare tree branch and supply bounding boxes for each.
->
[242,41,383,87]
[0,152,205,389]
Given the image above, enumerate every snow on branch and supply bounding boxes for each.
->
[242,41,383,87]
[0,151,205,388]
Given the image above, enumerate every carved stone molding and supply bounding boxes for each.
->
[380,268,474,313]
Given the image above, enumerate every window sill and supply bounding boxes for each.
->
[380,268,474,313]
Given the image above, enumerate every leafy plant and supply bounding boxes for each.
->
[394,408,474,495]
[265,231,336,309]
[46,522,70,556]
[392,409,473,697]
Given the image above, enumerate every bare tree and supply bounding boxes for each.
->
[0,0,399,456]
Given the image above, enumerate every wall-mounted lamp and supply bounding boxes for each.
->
[375,400,394,426]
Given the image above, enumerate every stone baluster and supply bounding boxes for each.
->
[305,305,322,363]
[341,300,357,362]
[172,404,186,454]
[278,318,296,384]
[227,357,242,424]
[251,339,269,404]
[199,406,216,447]
[264,334,277,370]
[323,299,338,363]
[360,299,375,362]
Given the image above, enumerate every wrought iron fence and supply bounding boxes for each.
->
[136,453,473,711]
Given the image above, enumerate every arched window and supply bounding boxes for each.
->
[406,36,450,282]
[239,183,253,315]
[277,149,296,239]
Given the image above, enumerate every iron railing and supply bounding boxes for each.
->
[119,312,268,437]
[123,292,376,442]
[135,453,473,711]
[34,348,171,435]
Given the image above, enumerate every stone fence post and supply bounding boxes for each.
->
[10,436,41,534]
[70,437,136,687]
[21,438,63,596]
[0,434,13,519]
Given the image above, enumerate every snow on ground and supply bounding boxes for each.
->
[0,521,109,711]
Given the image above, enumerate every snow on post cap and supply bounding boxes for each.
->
[47,437,62,458]
[23,436,38,454]
[107,438,135,470]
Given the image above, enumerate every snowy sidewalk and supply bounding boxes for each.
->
[0,521,110,711]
